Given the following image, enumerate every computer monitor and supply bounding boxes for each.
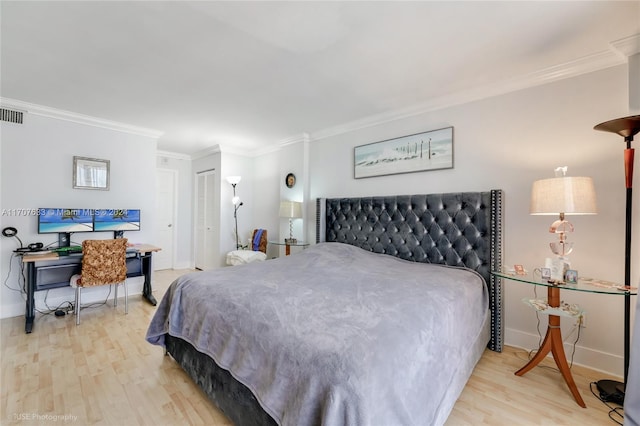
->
[38,208,94,247]
[93,209,140,238]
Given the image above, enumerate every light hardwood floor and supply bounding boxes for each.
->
[1,269,624,426]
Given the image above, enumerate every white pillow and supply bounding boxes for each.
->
[226,250,267,266]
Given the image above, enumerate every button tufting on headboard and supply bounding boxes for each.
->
[327,193,486,270]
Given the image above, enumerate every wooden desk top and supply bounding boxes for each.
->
[129,243,162,253]
[20,243,161,263]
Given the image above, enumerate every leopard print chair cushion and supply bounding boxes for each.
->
[80,239,128,287]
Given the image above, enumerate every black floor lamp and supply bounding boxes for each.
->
[226,176,243,250]
[594,114,640,404]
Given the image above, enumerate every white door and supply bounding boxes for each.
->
[195,170,217,270]
[155,169,176,270]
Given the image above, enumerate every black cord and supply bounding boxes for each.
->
[43,240,58,249]
[568,316,581,368]
[3,252,25,294]
[35,285,113,316]
[77,286,113,310]
[37,292,74,315]
[590,382,624,425]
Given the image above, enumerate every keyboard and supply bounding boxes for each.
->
[54,246,83,254]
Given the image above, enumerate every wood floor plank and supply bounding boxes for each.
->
[1,269,624,425]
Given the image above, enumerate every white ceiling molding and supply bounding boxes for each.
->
[252,143,287,157]
[310,48,625,142]
[0,97,164,139]
[277,133,310,148]
[190,145,222,160]
[610,33,640,58]
[157,150,190,160]
[208,133,311,159]
[217,142,273,158]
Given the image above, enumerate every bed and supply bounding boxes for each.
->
[146,190,504,426]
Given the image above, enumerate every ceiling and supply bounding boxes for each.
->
[1,1,639,156]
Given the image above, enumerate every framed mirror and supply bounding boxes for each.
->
[73,156,110,190]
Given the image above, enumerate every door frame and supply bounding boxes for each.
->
[156,168,178,270]
[193,168,217,270]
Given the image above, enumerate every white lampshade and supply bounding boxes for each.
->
[530,176,597,215]
[279,201,303,218]
[226,176,242,185]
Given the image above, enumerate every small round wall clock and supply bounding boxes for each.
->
[285,173,296,188]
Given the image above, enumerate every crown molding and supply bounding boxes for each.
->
[310,48,625,141]
[0,97,164,139]
[201,133,311,159]
[277,133,310,147]
[610,33,640,59]
[157,150,190,160]
[190,144,222,160]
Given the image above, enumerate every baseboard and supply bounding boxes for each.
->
[170,261,192,270]
[0,277,144,320]
[505,327,624,379]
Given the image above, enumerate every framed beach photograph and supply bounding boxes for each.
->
[73,156,110,190]
[354,126,453,179]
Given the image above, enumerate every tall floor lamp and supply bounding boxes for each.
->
[594,115,640,404]
[227,176,243,250]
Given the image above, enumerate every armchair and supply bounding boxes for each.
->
[226,229,268,266]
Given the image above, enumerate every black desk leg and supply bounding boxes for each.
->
[141,253,157,306]
[25,262,36,333]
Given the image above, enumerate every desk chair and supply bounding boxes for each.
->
[226,229,268,266]
[75,239,128,325]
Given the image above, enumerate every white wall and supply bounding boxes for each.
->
[220,151,255,264]
[252,149,281,259]
[277,142,306,255]
[0,113,158,319]
[307,65,638,377]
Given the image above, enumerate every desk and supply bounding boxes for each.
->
[492,270,636,408]
[20,244,161,333]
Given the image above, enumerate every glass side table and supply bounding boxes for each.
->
[492,270,637,408]
[268,240,309,256]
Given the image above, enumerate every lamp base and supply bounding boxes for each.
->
[595,379,625,405]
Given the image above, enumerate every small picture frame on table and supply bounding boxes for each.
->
[565,269,578,284]
[540,267,551,280]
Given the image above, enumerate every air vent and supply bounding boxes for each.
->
[0,108,24,124]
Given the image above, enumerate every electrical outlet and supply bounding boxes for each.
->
[579,314,586,328]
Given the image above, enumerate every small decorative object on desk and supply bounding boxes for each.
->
[565,269,578,284]
[285,238,297,244]
[502,265,527,275]
[540,267,551,280]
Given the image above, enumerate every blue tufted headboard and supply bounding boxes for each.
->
[315,190,504,352]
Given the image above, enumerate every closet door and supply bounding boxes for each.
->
[195,170,216,270]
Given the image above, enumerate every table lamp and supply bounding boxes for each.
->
[530,167,597,259]
[279,201,302,244]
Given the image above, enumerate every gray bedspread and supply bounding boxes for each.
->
[146,242,489,426]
